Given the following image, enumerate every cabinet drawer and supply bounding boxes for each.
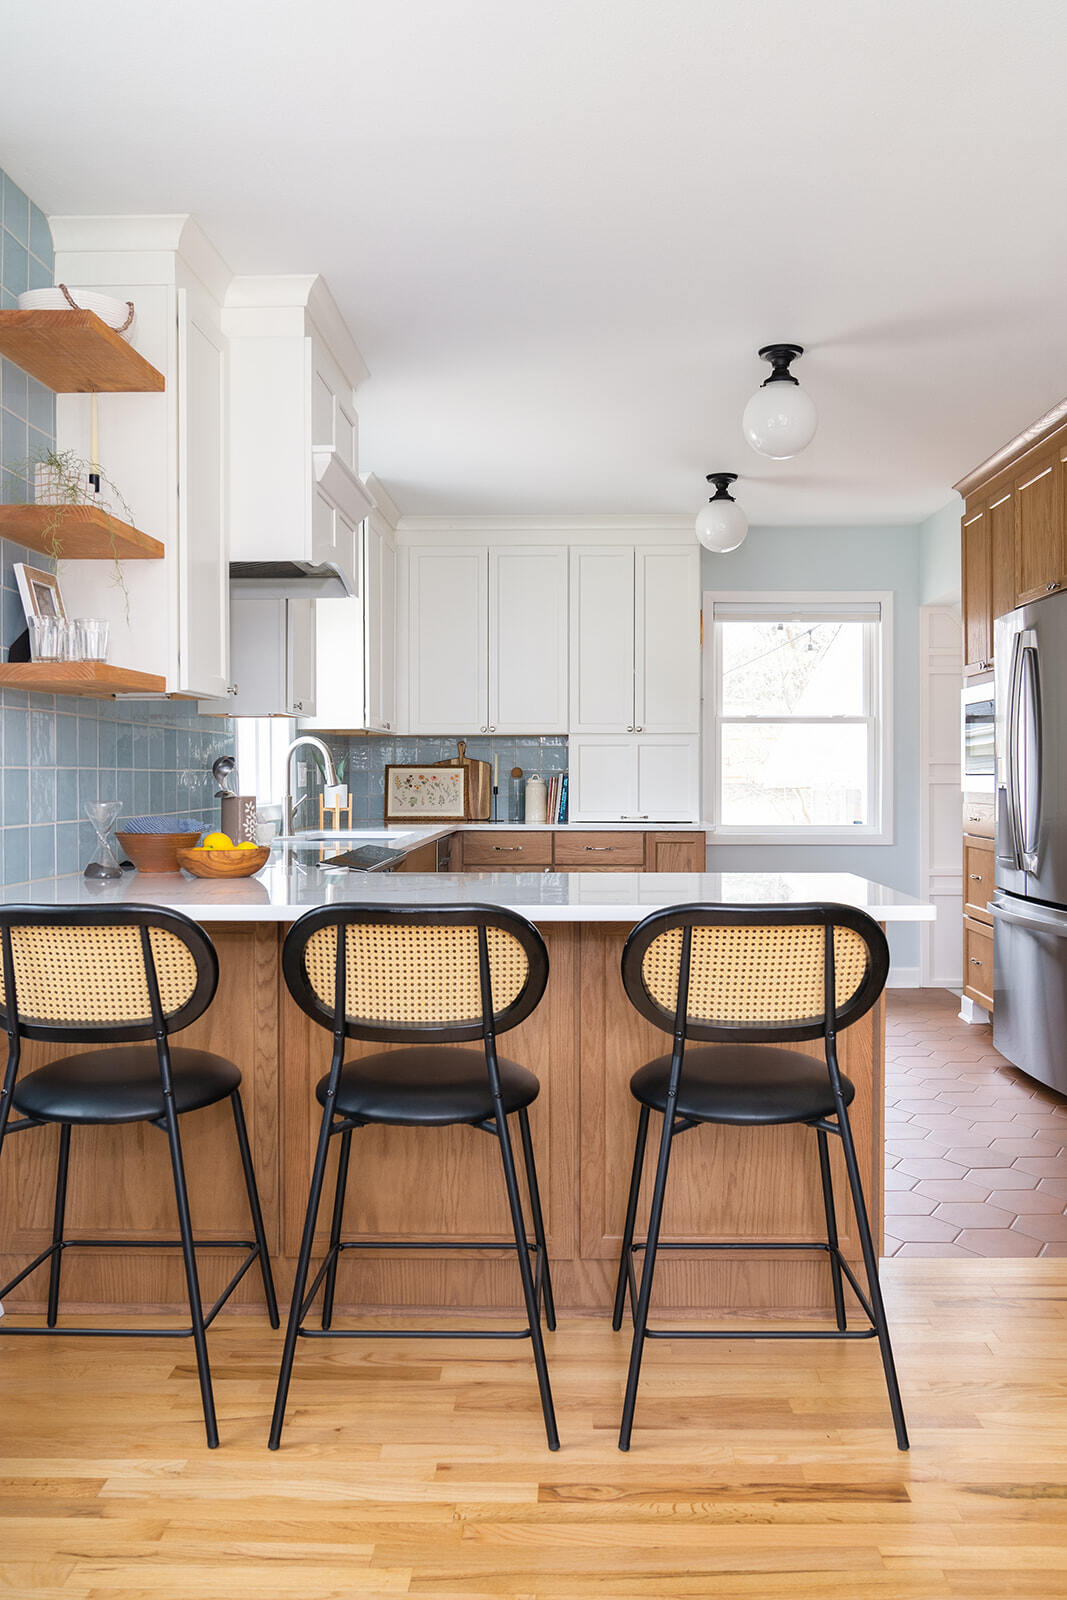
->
[553,831,645,866]
[963,839,994,923]
[963,916,994,1011]
[962,797,994,839]
[460,831,553,867]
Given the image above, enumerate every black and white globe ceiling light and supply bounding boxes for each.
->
[742,343,817,460]
[695,472,748,553]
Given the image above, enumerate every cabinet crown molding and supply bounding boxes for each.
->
[396,515,700,545]
[955,396,1067,499]
[50,214,233,302]
[224,273,369,392]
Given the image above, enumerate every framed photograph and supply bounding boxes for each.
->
[385,764,468,821]
[14,563,66,623]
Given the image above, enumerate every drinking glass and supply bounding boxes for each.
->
[84,800,123,880]
[74,618,110,662]
[29,615,63,661]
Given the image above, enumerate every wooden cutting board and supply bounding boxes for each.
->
[432,740,491,820]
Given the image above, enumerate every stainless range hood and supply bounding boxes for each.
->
[228,561,348,598]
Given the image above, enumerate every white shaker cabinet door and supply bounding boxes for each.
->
[366,518,398,732]
[568,737,639,821]
[635,735,700,821]
[490,546,568,732]
[177,286,229,697]
[407,546,489,733]
[635,546,701,733]
[286,597,316,715]
[568,547,636,732]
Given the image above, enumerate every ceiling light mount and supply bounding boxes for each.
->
[743,342,817,459]
[756,342,805,384]
[695,472,748,553]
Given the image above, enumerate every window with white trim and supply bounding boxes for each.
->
[234,717,296,809]
[707,595,892,842]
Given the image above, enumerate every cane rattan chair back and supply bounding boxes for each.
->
[283,904,549,1044]
[622,903,889,1044]
[0,905,218,1045]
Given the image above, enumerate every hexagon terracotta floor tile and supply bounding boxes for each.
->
[883,989,1067,1257]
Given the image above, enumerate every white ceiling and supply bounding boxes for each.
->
[3,0,1067,524]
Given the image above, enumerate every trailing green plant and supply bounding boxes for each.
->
[15,445,134,623]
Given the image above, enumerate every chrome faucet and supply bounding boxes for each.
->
[283,735,343,836]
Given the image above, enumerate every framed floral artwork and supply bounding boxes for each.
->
[384,764,468,821]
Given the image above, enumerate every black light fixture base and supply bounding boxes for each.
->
[757,343,804,385]
[705,472,738,501]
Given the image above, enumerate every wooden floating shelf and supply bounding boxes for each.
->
[0,504,163,561]
[0,662,166,697]
[0,310,165,393]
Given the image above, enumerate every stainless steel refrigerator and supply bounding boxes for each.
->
[992,590,1067,1094]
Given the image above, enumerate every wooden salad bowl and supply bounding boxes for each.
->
[176,845,271,879]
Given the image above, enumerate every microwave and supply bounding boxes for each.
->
[962,680,995,793]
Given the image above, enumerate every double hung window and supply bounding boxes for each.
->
[707,594,892,842]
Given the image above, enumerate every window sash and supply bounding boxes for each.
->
[711,605,886,836]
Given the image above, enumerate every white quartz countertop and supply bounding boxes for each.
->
[0,840,935,925]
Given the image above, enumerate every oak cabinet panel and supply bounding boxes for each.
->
[1015,453,1064,605]
[962,502,993,675]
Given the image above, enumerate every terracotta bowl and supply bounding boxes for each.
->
[176,845,271,879]
[116,831,199,874]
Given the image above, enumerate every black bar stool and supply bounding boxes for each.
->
[270,902,558,1450]
[613,902,908,1452]
[0,905,279,1448]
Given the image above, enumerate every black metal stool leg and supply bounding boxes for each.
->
[494,1107,559,1450]
[816,1126,847,1332]
[321,1127,353,1331]
[162,1101,218,1449]
[517,1106,555,1332]
[230,1091,279,1328]
[612,1104,650,1331]
[270,1102,335,1450]
[619,1107,676,1452]
[46,1123,72,1328]
[834,1101,909,1451]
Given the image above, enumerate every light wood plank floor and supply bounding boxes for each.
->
[2,1259,1067,1598]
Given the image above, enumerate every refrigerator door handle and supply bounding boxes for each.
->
[991,899,1067,939]
[1016,631,1042,873]
[1004,629,1026,872]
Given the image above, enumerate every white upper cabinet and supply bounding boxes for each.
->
[489,547,568,732]
[569,734,700,822]
[405,545,568,735]
[224,275,372,595]
[301,508,398,733]
[199,589,315,717]
[569,544,700,734]
[52,215,232,697]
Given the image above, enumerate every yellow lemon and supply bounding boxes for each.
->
[236,841,257,850]
[201,832,233,851]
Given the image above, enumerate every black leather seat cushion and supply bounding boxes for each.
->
[318,1046,540,1126]
[630,1044,854,1126]
[12,1046,241,1125]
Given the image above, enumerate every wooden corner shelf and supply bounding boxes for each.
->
[0,662,167,697]
[0,505,163,561]
[0,310,165,393]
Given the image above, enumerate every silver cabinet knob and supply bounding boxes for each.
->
[970,956,983,966]
[480,725,488,733]
[293,701,303,711]
[626,725,634,732]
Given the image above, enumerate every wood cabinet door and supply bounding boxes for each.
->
[990,488,1016,622]
[1015,453,1063,605]
[568,548,636,731]
[407,546,488,733]
[647,831,706,872]
[961,502,993,674]
[489,546,568,732]
[963,837,994,923]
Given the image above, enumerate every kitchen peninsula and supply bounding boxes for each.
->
[0,843,933,1323]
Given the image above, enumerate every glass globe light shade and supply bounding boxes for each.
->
[742,381,817,460]
[695,497,748,553]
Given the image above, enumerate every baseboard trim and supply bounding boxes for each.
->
[887,966,921,989]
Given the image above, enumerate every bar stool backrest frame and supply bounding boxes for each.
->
[0,904,219,1047]
[621,902,890,1046]
[282,903,550,1046]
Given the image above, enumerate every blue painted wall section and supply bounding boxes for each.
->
[0,166,233,882]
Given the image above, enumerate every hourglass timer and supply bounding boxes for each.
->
[84,800,123,880]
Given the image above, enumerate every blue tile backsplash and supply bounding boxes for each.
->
[316,733,569,824]
[0,165,234,882]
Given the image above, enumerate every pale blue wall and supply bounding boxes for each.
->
[702,523,922,970]
[919,494,962,607]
